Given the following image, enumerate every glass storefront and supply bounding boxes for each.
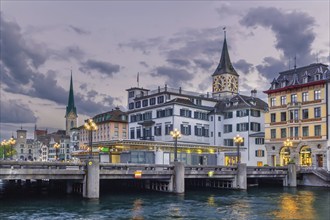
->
[300,146,312,166]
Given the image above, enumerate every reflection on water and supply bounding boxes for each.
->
[132,198,144,220]
[273,191,316,220]
[207,195,216,207]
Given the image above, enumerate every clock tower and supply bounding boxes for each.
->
[65,71,78,135]
[212,32,239,98]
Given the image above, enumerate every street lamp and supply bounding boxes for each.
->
[54,142,60,161]
[84,118,98,158]
[283,139,293,147]
[170,128,181,162]
[1,140,7,160]
[8,137,16,160]
[233,134,244,165]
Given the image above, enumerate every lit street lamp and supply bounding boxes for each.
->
[54,142,60,161]
[8,137,16,160]
[170,128,181,162]
[283,139,293,147]
[84,118,98,158]
[233,134,244,165]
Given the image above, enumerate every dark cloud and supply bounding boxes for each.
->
[79,83,88,90]
[234,59,254,74]
[68,25,90,35]
[118,37,163,55]
[79,59,120,76]
[0,100,37,123]
[87,90,98,99]
[198,78,212,91]
[151,66,193,87]
[166,58,190,67]
[53,45,85,61]
[240,7,316,65]
[256,57,287,80]
[139,61,149,68]
[193,59,214,70]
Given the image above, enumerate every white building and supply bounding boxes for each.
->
[126,34,268,166]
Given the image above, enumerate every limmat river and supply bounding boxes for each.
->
[0,182,329,220]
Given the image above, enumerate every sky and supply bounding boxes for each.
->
[0,1,329,140]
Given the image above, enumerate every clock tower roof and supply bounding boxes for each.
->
[212,35,238,77]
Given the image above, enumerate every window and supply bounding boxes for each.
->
[314,107,321,118]
[281,128,286,138]
[255,150,265,157]
[250,122,260,132]
[150,98,156,105]
[281,96,287,105]
[236,109,249,117]
[135,101,141,108]
[180,124,191,135]
[136,127,141,139]
[157,108,173,118]
[255,138,264,145]
[314,125,321,136]
[196,99,202,106]
[271,113,276,122]
[130,128,135,139]
[291,94,297,103]
[289,127,299,137]
[204,126,209,137]
[157,96,164,104]
[302,92,309,102]
[130,115,137,122]
[180,109,192,117]
[218,116,221,121]
[281,81,286,87]
[303,77,308,83]
[314,90,321,100]
[210,116,213,121]
[289,109,299,120]
[129,103,134,110]
[224,139,234,146]
[270,98,276,107]
[271,129,276,139]
[302,109,309,119]
[280,112,286,122]
[142,99,148,107]
[224,124,233,133]
[165,124,173,135]
[218,132,221,137]
[194,111,208,120]
[143,111,152,120]
[302,126,309,137]
[224,112,233,119]
[251,109,261,117]
[128,91,135,98]
[314,74,321,81]
[194,125,203,136]
[136,114,142,121]
[154,124,162,136]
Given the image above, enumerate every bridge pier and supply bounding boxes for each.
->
[235,163,247,190]
[284,163,297,187]
[83,160,100,199]
[173,162,184,194]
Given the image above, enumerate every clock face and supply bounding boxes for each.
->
[228,76,238,92]
[213,75,227,92]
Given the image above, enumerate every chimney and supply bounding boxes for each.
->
[251,89,257,98]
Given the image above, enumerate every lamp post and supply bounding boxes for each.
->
[283,139,293,147]
[54,142,60,161]
[233,134,244,165]
[84,118,98,159]
[8,137,16,160]
[170,128,181,162]
[1,140,7,160]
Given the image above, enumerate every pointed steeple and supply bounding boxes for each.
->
[66,71,77,116]
[213,30,238,76]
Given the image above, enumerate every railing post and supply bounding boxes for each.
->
[236,163,247,190]
[83,160,100,199]
[286,163,297,187]
[173,162,184,194]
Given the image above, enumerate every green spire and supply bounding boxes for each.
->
[66,71,77,116]
[213,33,238,76]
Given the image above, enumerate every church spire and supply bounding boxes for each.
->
[66,70,77,117]
[212,29,238,76]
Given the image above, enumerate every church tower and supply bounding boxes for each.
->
[65,71,78,135]
[212,31,239,98]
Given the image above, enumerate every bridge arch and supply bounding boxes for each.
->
[299,145,312,166]
[279,147,291,166]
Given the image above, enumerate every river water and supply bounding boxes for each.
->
[0,182,329,220]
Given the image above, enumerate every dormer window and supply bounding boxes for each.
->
[226,102,231,107]
[271,83,276,89]
[303,77,308,83]
[314,74,321,81]
[281,81,286,87]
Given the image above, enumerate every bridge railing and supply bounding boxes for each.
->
[185,165,237,172]
[100,163,174,171]
[247,166,288,176]
[0,161,86,170]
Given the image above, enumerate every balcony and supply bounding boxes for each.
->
[288,119,300,124]
[287,102,301,109]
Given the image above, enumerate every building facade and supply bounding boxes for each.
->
[264,63,330,170]
[126,34,268,166]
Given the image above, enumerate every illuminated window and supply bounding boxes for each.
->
[255,150,265,157]
[314,90,321,100]
[281,96,286,105]
[302,92,309,102]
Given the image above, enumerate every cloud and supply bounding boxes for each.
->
[0,100,37,123]
[166,58,190,67]
[79,59,120,76]
[68,25,90,35]
[151,66,193,87]
[240,7,316,65]
[193,59,214,70]
[234,59,254,74]
[256,56,287,80]
[118,37,163,55]
[139,61,149,68]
